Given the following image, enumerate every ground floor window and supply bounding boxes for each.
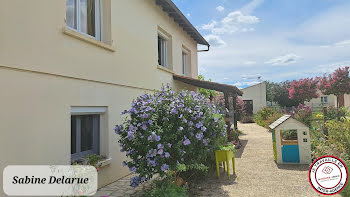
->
[71,114,100,160]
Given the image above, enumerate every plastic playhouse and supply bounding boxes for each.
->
[269,115,311,164]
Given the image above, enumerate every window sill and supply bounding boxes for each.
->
[97,158,112,168]
[62,27,115,52]
[157,65,175,74]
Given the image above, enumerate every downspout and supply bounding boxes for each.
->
[197,45,210,52]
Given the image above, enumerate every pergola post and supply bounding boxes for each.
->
[232,95,238,130]
[224,92,232,141]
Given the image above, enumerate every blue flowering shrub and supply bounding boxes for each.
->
[115,86,226,188]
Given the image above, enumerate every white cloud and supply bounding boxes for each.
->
[334,40,350,47]
[204,11,259,34]
[216,6,225,12]
[241,74,262,80]
[186,13,191,18]
[241,0,264,14]
[265,53,300,66]
[222,11,259,25]
[201,20,217,30]
[243,61,256,65]
[204,34,226,47]
[232,81,261,88]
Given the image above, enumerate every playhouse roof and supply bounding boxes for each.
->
[269,115,292,129]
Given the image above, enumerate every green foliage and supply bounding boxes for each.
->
[266,81,300,107]
[341,161,350,197]
[116,86,226,187]
[254,107,283,129]
[311,108,350,162]
[218,144,236,152]
[325,106,348,120]
[144,177,188,197]
[198,75,218,100]
[83,154,103,167]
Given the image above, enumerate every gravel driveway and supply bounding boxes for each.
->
[192,123,340,197]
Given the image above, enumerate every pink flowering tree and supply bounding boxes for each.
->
[319,67,350,108]
[288,78,319,104]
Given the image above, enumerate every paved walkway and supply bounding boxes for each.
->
[96,123,341,197]
[192,123,340,197]
[93,174,154,197]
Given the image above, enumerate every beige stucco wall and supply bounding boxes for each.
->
[0,0,201,193]
[275,118,311,165]
[240,82,267,114]
[305,90,337,109]
[345,94,350,110]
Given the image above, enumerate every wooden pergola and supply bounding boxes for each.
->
[173,74,243,141]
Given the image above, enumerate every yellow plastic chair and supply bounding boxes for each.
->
[215,150,235,179]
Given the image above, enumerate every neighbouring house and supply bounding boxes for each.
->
[240,82,267,114]
[305,90,350,110]
[0,0,244,192]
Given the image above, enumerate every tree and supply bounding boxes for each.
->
[288,78,319,104]
[198,75,218,102]
[319,67,350,108]
[266,81,299,107]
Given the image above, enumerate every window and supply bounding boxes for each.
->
[66,0,101,40]
[71,115,100,160]
[281,129,298,140]
[158,35,168,67]
[321,96,328,103]
[303,131,307,135]
[303,138,308,142]
[182,51,187,75]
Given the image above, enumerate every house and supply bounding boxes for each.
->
[269,115,311,164]
[240,82,267,114]
[0,0,217,191]
[305,90,350,110]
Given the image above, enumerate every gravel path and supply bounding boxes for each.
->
[192,123,340,197]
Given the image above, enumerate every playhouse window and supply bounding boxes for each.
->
[281,129,298,141]
[303,138,308,142]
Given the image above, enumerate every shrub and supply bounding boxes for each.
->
[290,104,312,126]
[311,117,350,160]
[254,107,282,129]
[240,115,254,123]
[341,161,350,197]
[325,106,348,120]
[115,85,226,187]
[144,177,188,197]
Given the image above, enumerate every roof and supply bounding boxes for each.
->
[240,81,266,90]
[173,74,243,96]
[269,115,291,129]
[155,0,209,46]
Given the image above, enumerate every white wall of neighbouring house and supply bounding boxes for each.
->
[240,82,267,114]
[0,0,200,192]
[345,94,350,110]
[304,90,337,109]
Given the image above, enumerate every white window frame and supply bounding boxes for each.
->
[182,51,187,75]
[71,107,107,161]
[158,32,169,68]
[321,96,328,103]
[66,0,102,41]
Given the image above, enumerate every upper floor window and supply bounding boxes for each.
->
[182,51,187,75]
[158,35,168,68]
[66,0,101,40]
[321,96,328,103]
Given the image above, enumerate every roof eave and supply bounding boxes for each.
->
[155,0,209,46]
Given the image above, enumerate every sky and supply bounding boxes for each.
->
[172,0,350,88]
